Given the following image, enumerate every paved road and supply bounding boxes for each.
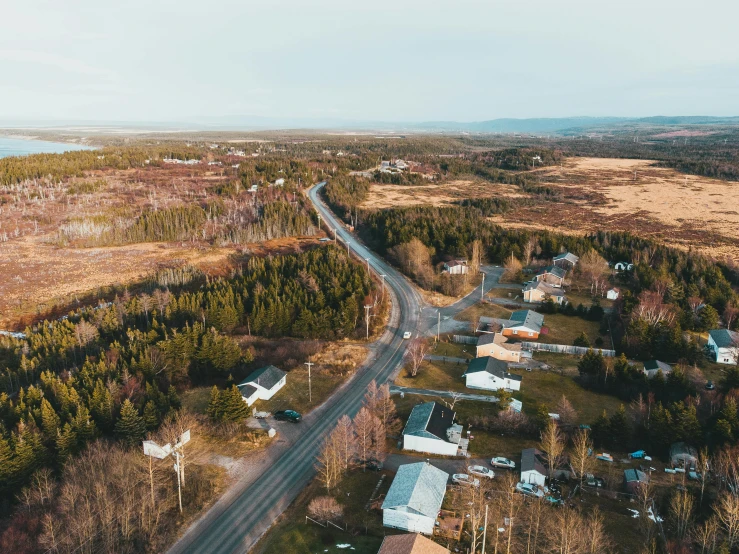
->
[389,385,499,403]
[168,183,424,554]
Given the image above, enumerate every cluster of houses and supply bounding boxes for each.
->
[379,159,410,173]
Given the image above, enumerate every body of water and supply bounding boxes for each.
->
[0,136,94,158]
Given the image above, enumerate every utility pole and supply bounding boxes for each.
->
[174,450,183,513]
[345,239,350,256]
[304,361,314,403]
[364,305,372,339]
[365,257,370,273]
[333,227,337,242]
[317,213,321,230]
[380,274,386,302]
[437,310,440,342]
[481,272,485,301]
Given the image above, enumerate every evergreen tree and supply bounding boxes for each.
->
[0,432,16,494]
[40,398,61,442]
[143,400,159,430]
[699,305,719,332]
[573,332,591,347]
[220,386,250,422]
[207,386,223,421]
[115,399,146,447]
[56,423,77,462]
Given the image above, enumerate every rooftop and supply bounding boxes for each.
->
[238,365,286,391]
[403,401,457,442]
[477,332,521,351]
[537,265,567,279]
[624,468,649,483]
[553,252,579,264]
[644,360,672,373]
[509,309,545,332]
[377,534,450,554]
[381,462,449,519]
[464,356,522,381]
[523,280,565,296]
[709,329,739,349]
[521,448,547,475]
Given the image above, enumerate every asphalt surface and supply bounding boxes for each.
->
[167,183,424,554]
[389,385,499,403]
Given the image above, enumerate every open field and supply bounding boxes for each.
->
[364,178,523,209]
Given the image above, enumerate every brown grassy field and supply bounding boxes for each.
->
[362,157,739,262]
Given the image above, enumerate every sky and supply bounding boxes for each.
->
[0,0,738,125]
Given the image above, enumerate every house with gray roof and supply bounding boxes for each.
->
[623,468,649,494]
[236,365,287,406]
[402,401,463,456]
[643,360,672,379]
[535,265,567,287]
[520,448,547,486]
[523,280,566,305]
[708,329,739,365]
[463,356,522,392]
[553,252,579,269]
[382,462,449,535]
[477,309,544,339]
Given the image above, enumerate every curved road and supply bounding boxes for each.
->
[168,183,423,554]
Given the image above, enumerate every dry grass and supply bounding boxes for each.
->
[363,178,523,209]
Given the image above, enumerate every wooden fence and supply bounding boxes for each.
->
[452,335,478,345]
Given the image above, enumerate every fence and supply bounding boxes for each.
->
[521,342,615,357]
[452,335,478,345]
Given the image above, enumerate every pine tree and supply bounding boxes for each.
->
[115,399,146,446]
[143,400,159,430]
[40,398,61,442]
[0,432,16,493]
[207,386,223,421]
[56,423,77,462]
[220,386,250,422]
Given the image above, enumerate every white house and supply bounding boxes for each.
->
[236,365,287,406]
[442,260,469,275]
[463,356,522,392]
[606,288,620,300]
[402,402,463,456]
[382,462,449,535]
[708,329,739,365]
[520,448,547,486]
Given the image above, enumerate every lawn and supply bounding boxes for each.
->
[256,469,391,554]
[538,313,609,347]
[395,360,469,392]
[486,286,522,301]
[514,370,624,422]
[565,290,614,309]
[256,364,353,413]
[432,341,474,359]
[531,352,581,374]
[455,302,512,323]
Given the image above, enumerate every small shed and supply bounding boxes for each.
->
[606,288,620,300]
[520,448,547,486]
[623,468,649,494]
[643,360,672,379]
[670,442,698,469]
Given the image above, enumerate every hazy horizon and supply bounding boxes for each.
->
[2,0,738,123]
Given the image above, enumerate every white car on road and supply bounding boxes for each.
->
[491,457,516,470]
[403,331,412,339]
[468,465,495,479]
[452,473,480,487]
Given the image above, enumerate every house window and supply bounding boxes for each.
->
[513,330,518,334]
[529,332,534,336]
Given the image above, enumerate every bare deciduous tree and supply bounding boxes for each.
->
[503,254,523,283]
[669,489,694,540]
[315,433,343,492]
[404,338,429,377]
[539,419,565,480]
[308,496,343,522]
[716,492,739,549]
[570,428,595,488]
[555,395,578,433]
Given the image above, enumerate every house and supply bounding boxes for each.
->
[273,178,285,186]
[393,159,410,171]
[382,462,449,535]
[553,252,579,269]
[402,402,464,456]
[520,448,547,486]
[523,281,566,305]
[534,266,567,287]
[475,333,522,362]
[377,533,449,554]
[623,468,650,494]
[442,260,469,275]
[670,442,698,469]
[643,360,672,379]
[463,356,522,392]
[236,365,287,406]
[606,288,620,300]
[498,310,544,339]
[707,329,739,365]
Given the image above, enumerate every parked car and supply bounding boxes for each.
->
[706,381,715,390]
[273,410,302,423]
[364,458,384,471]
[596,453,613,462]
[515,482,545,498]
[491,457,516,469]
[545,495,564,506]
[403,332,412,339]
[468,465,495,479]
[585,474,605,487]
[452,474,480,487]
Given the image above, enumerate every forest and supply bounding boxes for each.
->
[0,246,373,516]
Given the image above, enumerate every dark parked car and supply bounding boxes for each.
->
[706,381,715,390]
[364,458,384,471]
[274,410,302,423]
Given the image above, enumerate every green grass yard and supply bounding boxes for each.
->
[538,313,608,346]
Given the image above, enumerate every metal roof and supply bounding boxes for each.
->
[537,265,567,279]
[710,329,739,349]
[403,402,456,441]
[464,356,522,381]
[553,252,579,264]
[644,360,672,373]
[509,310,544,332]
[521,448,547,476]
[377,534,450,554]
[238,365,286,391]
[381,462,449,518]
[523,281,565,296]
[624,468,649,483]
